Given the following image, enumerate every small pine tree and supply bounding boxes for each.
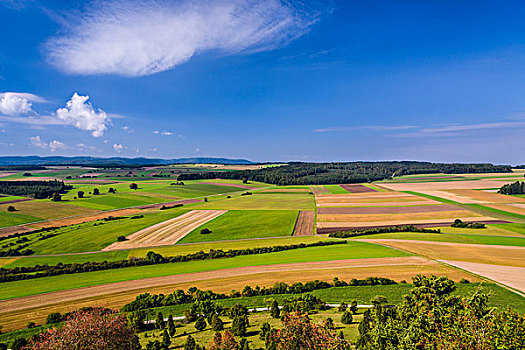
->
[260,322,271,340]
[168,315,176,337]
[211,314,224,332]
[156,311,165,329]
[324,317,334,329]
[240,338,250,350]
[341,310,353,324]
[162,330,171,350]
[349,300,358,314]
[195,316,207,331]
[338,302,348,312]
[270,300,280,319]
[232,315,247,337]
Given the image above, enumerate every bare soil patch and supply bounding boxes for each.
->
[292,211,315,236]
[309,185,329,195]
[340,184,378,193]
[104,210,227,250]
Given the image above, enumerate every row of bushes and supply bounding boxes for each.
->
[328,225,441,238]
[0,240,347,282]
[122,276,396,312]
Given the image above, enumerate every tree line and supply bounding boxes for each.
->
[0,180,72,199]
[177,161,511,185]
[122,276,396,312]
[498,181,525,195]
[327,225,441,238]
[0,241,347,283]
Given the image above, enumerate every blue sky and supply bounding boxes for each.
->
[1,0,524,164]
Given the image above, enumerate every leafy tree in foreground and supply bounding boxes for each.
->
[341,311,353,325]
[209,331,239,350]
[195,316,207,331]
[269,312,349,350]
[357,274,525,349]
[7,205,15,212]
[212,314,224,332]
[129,183,138,190]
[270,299,280,319]
[77,190,84,198]
[161,329,171,350]
[231,315,248,337]
[155,311,165,329]
[26,308,140,350]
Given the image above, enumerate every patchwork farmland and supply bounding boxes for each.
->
[0,163,524,348]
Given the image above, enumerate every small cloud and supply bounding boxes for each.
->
[314,125,419,133]
[154,130,174,136]
[178,134,186,139]
[56,93,110,137]
[195,148,201,152]
[77,143,96,150]
[121,126,134,133]
[29,136,47,149]
[113,143,125,153]
[30,136,67,152]
[0,92,45,116]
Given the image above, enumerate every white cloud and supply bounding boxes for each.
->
[113,143,125,152]
[45,0,328,76]
[56,93,110,137]
[154,130,173,135]
[30,136,67,152]
[29,136,47,149]
[49,140,66,152]
[0,92,46,116]
[314,125,419,133]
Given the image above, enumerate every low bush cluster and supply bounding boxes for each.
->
[328,225,441,238]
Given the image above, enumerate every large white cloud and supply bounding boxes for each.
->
[56,93,110,137]
[45,0,328,76]
[0,92,46,116]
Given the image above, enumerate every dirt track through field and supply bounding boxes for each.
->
[0,256,431,314]
[104,210,227,250]
[440,260,525,294]
[292,211,315,236]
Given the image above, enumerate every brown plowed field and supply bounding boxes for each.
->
[316,201,439,207]
[339,184,377,193]
[292,211,315,236]
[485,203,525,216]
[318,204,461,215]
[104,210,227,250]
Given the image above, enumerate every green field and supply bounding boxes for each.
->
[179,210,298,243]
[2,236,334,268]
[492,223,525,235]
[325,185,349,194]
[0,242,410,300]
[192,193,315,210]
[2,209,189,255]
[0,210,41,227]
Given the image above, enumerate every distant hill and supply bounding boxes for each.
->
[0,156,255,166]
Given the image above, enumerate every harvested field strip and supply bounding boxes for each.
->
[316,193,416,199]
[309,185,329,195]
[379,179,518,191]
[292,211,315,236]
[440,260,525,294]
[415,190,483,204]
[318,204,461,215]
[0,198,32,205]
[316,216,497,232]
[448,189,525,203]
[466,204,525,221]
[0,256,428,312]
[317,210,482,222]
[340,184,378,193]
[104,210,227,250]
[0,243,410,300]
[362,240,525,267]
[259,189,309,193]
[197,182,256,189]
[325,185,349,194]
[0,258,476,332]
[485,203,525,216]
[316,201,440,207]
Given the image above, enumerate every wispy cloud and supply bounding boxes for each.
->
[45,0,329,77]
[395,121,525,137]
[154,130,174,136]
[29,136,67,152]
[314,125,419,133]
